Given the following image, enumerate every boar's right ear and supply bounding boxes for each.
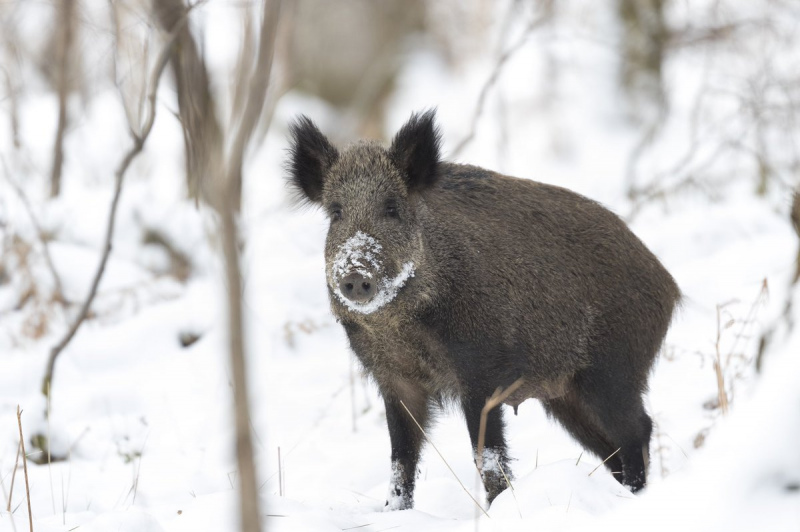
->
[287,116,339,204]
[390,110,442,192]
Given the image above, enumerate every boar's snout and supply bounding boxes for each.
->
[339,272,377,303]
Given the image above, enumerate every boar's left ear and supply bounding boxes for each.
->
[287,116,339,204]
[390,110,442,192]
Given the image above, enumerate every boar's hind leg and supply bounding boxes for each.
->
[541,393,624,480]
[571,370,653,493]
[462,391,511,505]
[383,392,430,511]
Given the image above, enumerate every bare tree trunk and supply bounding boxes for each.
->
[219,186,262,532]
[219,3,282,527]
[617,0,668,121]
[154,1,282,528]
[50,0,76,197]
[153,0,225,208]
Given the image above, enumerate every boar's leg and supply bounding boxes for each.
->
[382,391,430,511]
[542,392,624,480]
[571,370,653,493]
[462,391,511,505]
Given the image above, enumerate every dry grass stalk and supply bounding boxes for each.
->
[494,457,522,518]
[16,407,33,532]
[399,400,489,518]
[6,441,21,513]
[714,303,731,415]
[588,447,620,477]
[41,6,194,399]
[277,447,283,497]
[475,378,524,474]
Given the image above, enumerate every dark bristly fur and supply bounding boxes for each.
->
[286,110,681,510]
[389,110,442,192]
[287,116,339,203]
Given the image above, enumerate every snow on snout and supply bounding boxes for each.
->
[330,231,415,315]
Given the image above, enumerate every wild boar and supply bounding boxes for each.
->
[286,110,680,510]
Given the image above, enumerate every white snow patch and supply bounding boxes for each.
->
[385,461,408,511]
[331,231,382,280]
[477,447,506,479]
[330,231,416,315]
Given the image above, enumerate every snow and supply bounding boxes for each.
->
[1,0,799,531]
[384,460,407,512]
[330,231,383,282]
[329,231,416,315]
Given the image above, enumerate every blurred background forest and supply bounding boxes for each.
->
[1,0,799,531]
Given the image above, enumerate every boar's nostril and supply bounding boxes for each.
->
[339,272,376,304]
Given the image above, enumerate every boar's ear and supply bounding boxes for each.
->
[286,116,339,204]
[390,110,442,192]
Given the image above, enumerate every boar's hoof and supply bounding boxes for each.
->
[339,272,377,303]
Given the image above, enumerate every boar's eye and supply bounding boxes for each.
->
[385,199,399,219]
[330,203,343,221]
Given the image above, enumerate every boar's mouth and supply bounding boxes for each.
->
[330,231,416,315]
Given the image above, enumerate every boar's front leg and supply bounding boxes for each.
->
[462,390,511,505]
[382,389,430,511]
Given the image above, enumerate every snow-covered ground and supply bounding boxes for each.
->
[1,1,798,531]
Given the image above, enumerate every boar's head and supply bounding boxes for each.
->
[287,111,441,316]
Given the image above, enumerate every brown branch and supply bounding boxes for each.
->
[16,407,33,532]
[50,0,76,198]
[1,66,20,149]
[0,157,65,303]
[41,11,192,398]
[451,2,552,158]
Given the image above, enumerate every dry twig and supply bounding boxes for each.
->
[16,407,33,532]
[399,400,489,518]
[41,8,194,398]
[714,303,731,415]
[6,441,21,513]
[588,447,621,477]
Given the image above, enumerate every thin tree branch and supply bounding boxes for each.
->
[41,11,192,398]
[6,440,21,513]
[451,3,552,158]
[153,0,221,206]
[225,0,282,211]
[0,156,65,303]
